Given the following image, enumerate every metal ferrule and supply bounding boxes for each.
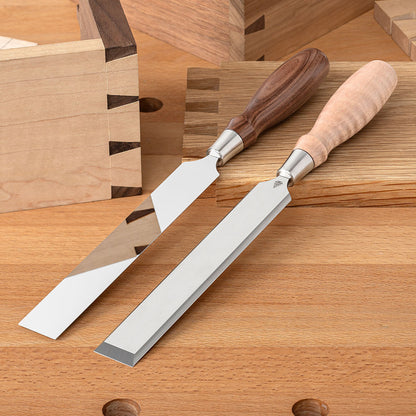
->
[207,129,244,166]
[277,149,314,186]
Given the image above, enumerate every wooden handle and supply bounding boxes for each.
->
[295,60,398,167]
[226,48,329,148]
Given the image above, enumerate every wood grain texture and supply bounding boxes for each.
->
[2,199,416,415]
[244,0,375,61]
[392,18,416,54]
[78,0,136,61]
[184,62,416,207]
[295,61,397,167]
[81,0,375,64]
[2,2,416,416]
[374,0,416,60]
[374,0,416,34]
[292,399,329,416]
[0,36,37,49]
[0,0,141,213]
[226,48,329,149]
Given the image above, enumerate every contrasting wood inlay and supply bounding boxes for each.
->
[245,15,265,35]
[72,0,374,64]
[107,94,139,110]
[184,62,416,207]
[0,0,141,213]
[126,208,156,224]
[111,186,143,199]
[109,141,141,156]
[79,0,137,62]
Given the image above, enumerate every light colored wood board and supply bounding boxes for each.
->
[374,0,416,34]
[0,3,142,213]
[0,36,37,49]
[184,62,416,207]
[244,0,375,60]
[392,18,416,54]
[110,147,142,188]
[2,3,416,414]
[119,0,239,65]
[2,198,416,415]
[282,10,411,61]
[73,0,375,64]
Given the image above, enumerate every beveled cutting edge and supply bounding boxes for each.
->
[19,48,330,339]
[96,60,397,366]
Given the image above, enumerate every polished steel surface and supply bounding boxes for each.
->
[95,176,291,366]
[19,155,220,339]
[278,149,314,185]
[207,129,244,166]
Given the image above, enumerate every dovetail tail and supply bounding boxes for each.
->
[126,208,155,224]
[134,245,149,255]
[183,123,218,136]
[109,141,140,155]
[245,14,265,35]
[187,77,220,91]
[185,101,219,113]
[107,94,139,110]
[111,186,142,198]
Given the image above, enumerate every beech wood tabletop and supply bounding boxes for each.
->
[0,2,415,415]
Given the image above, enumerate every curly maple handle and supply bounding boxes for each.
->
[295,60,398,168]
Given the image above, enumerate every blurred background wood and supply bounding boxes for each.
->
[0,1,415,415]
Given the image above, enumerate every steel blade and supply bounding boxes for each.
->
[19,155,220,339]
[95,176,291,366]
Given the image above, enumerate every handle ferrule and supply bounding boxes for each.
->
[207,129,244,166]
[278,149,314,185]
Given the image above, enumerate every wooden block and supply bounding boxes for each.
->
[0,36,37,49]
[392,18,416,53]
[374,0,416,34]
[412,39,416,58]
[184,62,416,207]
[91,0,374,64]
[0,0,141,213]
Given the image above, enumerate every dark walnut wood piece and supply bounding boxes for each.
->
[226,48,329,148]
[78,0,136,61]
[292,399,329,416]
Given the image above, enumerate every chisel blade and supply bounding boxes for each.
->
[19,155,220,339]
[95,176,291,366]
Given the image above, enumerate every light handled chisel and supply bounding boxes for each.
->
[95,60,398,366]
[19,48,329,339]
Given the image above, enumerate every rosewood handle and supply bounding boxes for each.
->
[295,60,398,167]
[227,48,329,148]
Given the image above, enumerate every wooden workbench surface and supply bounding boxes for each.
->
[1,2,415,415]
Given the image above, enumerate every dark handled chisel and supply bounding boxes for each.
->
[20,48,329,339]
[95,60,398,366]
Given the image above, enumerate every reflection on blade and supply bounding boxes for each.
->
[95,176,291,366]
[19,155,220,339]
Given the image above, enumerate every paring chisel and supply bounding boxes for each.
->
[95,60,398,366]
[19,48,329,339]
